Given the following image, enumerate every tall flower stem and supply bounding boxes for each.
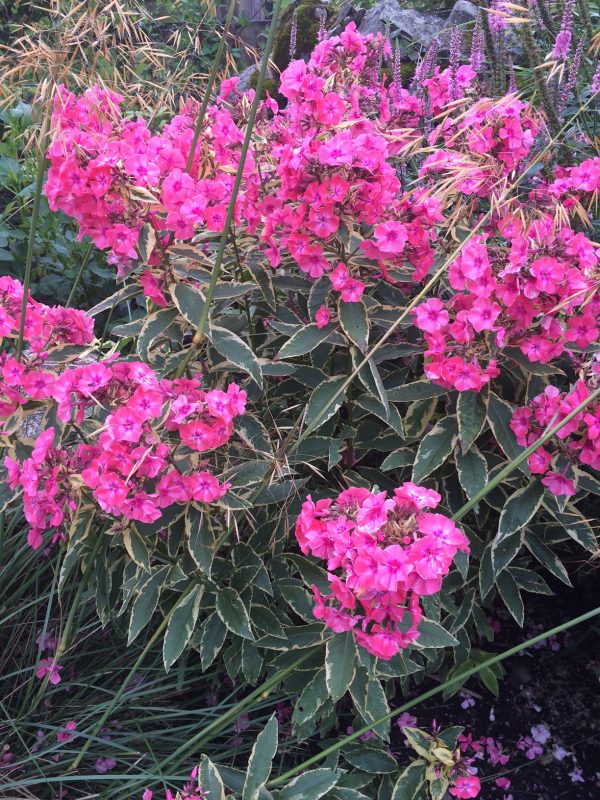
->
[16,112,51,359]
[185,0,237,176]
[269,606,600,787]
[65,241,94,308]
[174,0,284,378]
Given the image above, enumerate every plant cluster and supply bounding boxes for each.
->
[0,3,599,799]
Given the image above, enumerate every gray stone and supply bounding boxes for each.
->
[437,0,477,52]
[358,0,445,47]
[445,0,478,29]
[237,65,259,93]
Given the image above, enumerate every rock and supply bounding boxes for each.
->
[445,0,478,29]
[358,0,445,48]
[437,0,478,52]
[237,65,259,94]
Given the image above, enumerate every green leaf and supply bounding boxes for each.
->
[199,612,228,670]
[349,671,391,741]
[123,528,151,572]
[339,300,369,352]
[170,282,206,326]
[456,446,488,500]
[487,394,529,475]
[479,545,494,600]
[400,728,434,761]
[391,760,426,800]
[492,482,544,575]
[304,376,347,433]
[247,253,276,311]
[278,323,337,359]
[292,669,328,727]
[367,359,390,417]
[544,499,597,552]
[404,397,438,439]
[209,324,263,388]
[450,589,476,633]
[279,553,330,594]
[479,666,499,696]
[137,307,179,361]
[163,585,203,670]
[386,381,447,402]
[496,570,524,626]
[186,511,215,576]
[216,586,254,640]
[242,640,263,684]
[436,726,465,749]
[457,391,487,452]
[219,766,247,795]
[326,631,356,702]
[498,482,544,537]
[429,774,449,800]
[279,769,339,800]
[138,222,156,262]
[342,744,397,773]
[199,755,226,800]
[128,566,169,645]
[412,416,458,483]
[415,619,459,649]
[237,413,272,454]
[253,479,306,506]
[523,532,572,586]
[381,449,414,471]
[243,714,278,800]
[356,394,404,436]
[510,566,551,595]
[88,283,141,316]
[332,790,371,800]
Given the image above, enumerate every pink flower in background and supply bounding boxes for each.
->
[57,721,77,742]
[35,658,62,685]
[449,775,481,798]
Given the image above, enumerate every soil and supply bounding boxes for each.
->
[392,575,600,799]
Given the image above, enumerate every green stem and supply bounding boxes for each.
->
[65,241,94,308]
[16,113,50,359]
[68,585,194,772]
[269,606,600,786]
[185,0,237,176]
[174,0,284,378]
[452,384,600,522]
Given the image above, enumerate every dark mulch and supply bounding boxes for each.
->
[392,573,600,799]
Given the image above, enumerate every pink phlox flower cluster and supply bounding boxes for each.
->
[414,216,599,392]
[531,156,600,209]
[423,95,540,194]
[35,657,62,685]
[0,276,94,417]
[56,720,77,743]
[44,24,476,307]
[5,357,246,550]
[45,84,254,279]
[295,482,468,659]
[449,775,481,798]
[510,370,600,496]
